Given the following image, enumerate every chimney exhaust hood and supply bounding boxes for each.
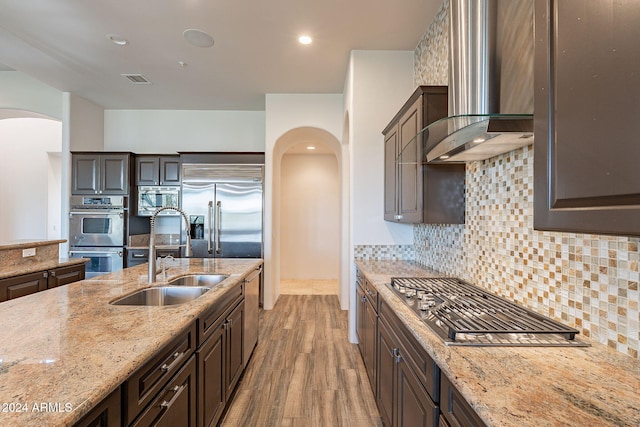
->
[424,0,534,163]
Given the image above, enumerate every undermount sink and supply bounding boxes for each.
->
[168,274,229,287]
[110,286,211,306]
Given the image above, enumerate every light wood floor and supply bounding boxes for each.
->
[280,279,338,295]
[221,295,382,427]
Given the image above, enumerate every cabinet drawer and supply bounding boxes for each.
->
[0,271,47,302]
[197,284,243,346]
[123,322,197,425]
[131,354,197,427]
[379,297,440,403]
[48,264,85,289]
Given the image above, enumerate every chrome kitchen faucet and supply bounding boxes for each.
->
[148,207,193,283]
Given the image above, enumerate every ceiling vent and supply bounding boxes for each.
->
[121,74,152,84]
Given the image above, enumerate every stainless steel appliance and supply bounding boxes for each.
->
[136,186,180,216]
[69,247,124,279]
[388,277,590,347]
[69,195,126,278]
[181,164,263,258]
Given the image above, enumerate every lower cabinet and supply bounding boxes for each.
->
[131,355,197,427]
[439,374,485,427]
[0,263,86,302]
[356,272,378,393]
[377,304,439,427]
[197,299,245,427]
[74,388,121,427]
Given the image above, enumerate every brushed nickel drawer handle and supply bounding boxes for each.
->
[160,352,182,372]
[160,385,184,409]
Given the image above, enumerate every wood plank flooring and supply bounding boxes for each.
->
[221,295,383,427]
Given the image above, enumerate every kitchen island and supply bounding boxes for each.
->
[0,239,86,279]
[356,259,640,426]
[0,258,262,426]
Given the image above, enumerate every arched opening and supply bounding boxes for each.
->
[0,110,62,242]
[271,127,344,302]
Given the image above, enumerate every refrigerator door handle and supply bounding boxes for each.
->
[215,201,222,254]
[207,201,214,254]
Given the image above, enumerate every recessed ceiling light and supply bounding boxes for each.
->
[106,34,128,46]
[306,146,316,150]
[439,155,450,160]
[298,35,313,45]
[183,29,215,48]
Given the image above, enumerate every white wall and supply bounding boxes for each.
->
[68,94,105,151]
[0,71,63,119]
[104,110,266,153]
[0,118,62,241]
[280,153,340,280]
[345,50,417,246]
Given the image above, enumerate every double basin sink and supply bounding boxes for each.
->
[110,274,229,306]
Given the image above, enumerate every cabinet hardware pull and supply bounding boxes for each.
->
[160,352,182,372]
[159,385,184,409]
[361,295,367,303]
[228,318,233,327]
[392,348,402,363]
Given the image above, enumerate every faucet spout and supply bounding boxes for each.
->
[148,207,194,283]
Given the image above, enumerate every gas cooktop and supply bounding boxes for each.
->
[388,277,590,347]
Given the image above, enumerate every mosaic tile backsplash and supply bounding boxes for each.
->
[354,245,414,262]
[410,0,639,359]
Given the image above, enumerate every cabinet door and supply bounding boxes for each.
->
[363,297,377,390]
[534,0,640,235]
[356,284,366,357]
[197,321,226,427]
[160,157,181,185]
[136,156,160,185]
[0,271,47,302]
[440,374,485,427]
[225,302,244,398]
[396,356,438,427]
[383,126,399,221]
[72,154,100,195]
[73,388,121,427]
[101,154,129,195]
[131,355,197,427]
[397,97,423,223]
[376,318,397,427]
[48,264,85,289]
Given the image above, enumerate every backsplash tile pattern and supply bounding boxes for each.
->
[354,245,414,261]
[410,0,639,359]
[414,0,449,86]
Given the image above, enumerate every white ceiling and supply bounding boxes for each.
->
[0,0,441,111]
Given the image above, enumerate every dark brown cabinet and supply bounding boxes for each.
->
[135,156,181,186]
[383,86,465,224]
[534,0,640,235]
[48,263,86,289]
[0,263,86,302]
[72,153,131,195]
[440,374,485,427]
[376,298,440,427]
[131,355,197,427]
[356,270,377,393]
[73,388,121,427]
[0,271,47,302]
[123,323,197,426]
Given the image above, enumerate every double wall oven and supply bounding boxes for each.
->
[69,195,126,278]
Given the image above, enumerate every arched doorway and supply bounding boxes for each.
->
[0,110,62,241]
[271,127,345,304]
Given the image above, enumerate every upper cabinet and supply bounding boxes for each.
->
[135,155,181,186]
[383,86,465,224]
[534,0,640,235]
[72,153,131,195]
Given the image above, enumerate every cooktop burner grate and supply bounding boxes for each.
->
[388,277,589,347]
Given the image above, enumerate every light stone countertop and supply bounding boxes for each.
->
[355,259,640,427]
[0,258,262,427]
[0,239,66,251]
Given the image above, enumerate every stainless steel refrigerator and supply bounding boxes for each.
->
[181,163,263,258]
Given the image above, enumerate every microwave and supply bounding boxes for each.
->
[136,186,180,216]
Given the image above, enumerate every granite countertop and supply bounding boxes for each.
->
[0,239,66,251]
[0,258,262,426]
[0,258,88,280]
[356,259,640,427]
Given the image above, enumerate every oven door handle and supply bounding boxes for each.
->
[69,210,124,216]
[70,250,124,257]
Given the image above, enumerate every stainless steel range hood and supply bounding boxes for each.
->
[424,0,534,163]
